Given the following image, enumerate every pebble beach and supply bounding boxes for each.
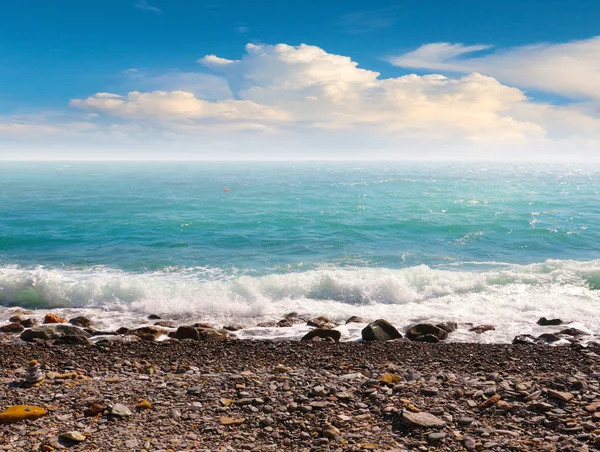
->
[1,312,600,451]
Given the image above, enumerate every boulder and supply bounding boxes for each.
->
[20,318,38,328]
[154,320,176,328]
[537,333,561,344]
[361,319,402,341]
[115,327,130,335]
[20,325,91,344]
[223,324,244,332]
[405,324,448,341]
[44,313,68,324]
[307,316,338,329]
[301,328,341,342]
[469,325,495,334]
[412,334,440,343]
[558,328,586,337]
[436,322,458,333]
[346,316,367,324]
[537,317,563,326]
[129,326,167,342]
[512,334,538,345]
[69,316,93,328]
[173,326,200,341]
[148,314,161,320]
[8,315,25,323]
[0,323,25,333]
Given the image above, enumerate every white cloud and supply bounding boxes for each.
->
[6,42,600,160]
[339,8,397,34]
[389,37,600,101]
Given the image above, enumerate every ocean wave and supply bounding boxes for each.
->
[1,260,600,343]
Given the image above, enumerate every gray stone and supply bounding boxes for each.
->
[110,404,133,418]
[20,324,91,344]
[402,410,446,428]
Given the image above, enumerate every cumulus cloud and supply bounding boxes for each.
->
[73,43,545,143]
[7,42,600,159]
[389,37,600,101]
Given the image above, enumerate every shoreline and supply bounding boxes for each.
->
[1,340,600,451]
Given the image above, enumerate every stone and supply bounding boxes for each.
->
[129,326,166,341]
[469,324,495,334]
[20,318,38,328]
[83,404,106,417]
[20,324,91,344]
[537,333,561,343]
[69,316,93,328]
[220,416,245,425]
[346,316,366,324]
[405,324,448,341]
[512,334,538,345]
[380,373,402,385]
[173,325,200,340]
[402,410,446,429]
[58,431,85,443]
[548,390,574,402]
[135,400,152,411]
[24,360,45,387]
[436,321,458,333]
[148,314,161,319]
[110,404,133,418]
[361,319,402,341]
[301,328,341,342]
[537,317,563,326]
[427,432,446,445]
[223,324,243,331]
[584,401,600,413]
[0,406,47,423]
[153,320,176,328]
[307,316,338,329]
[43,313,67,324]
[0,322,24,333]
[322,426,341,440]
[558,328,587,337]
[413,334,440,343]
[479,394,501,409]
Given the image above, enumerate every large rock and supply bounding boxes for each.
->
[307,316,338,329]
[405,324,448,341]
[512,334,539,345]
[346,316,367,324]
[436,322,457,333]
[43,313,67,324]
[301,329,341,342]
[173,326,200,340]
[69,316,93,328]
[20,324,91,344]
[172,326,230,341]
[361,319,402,341]
[0,323,25,333]
[129,326,167,342]
[537,317,563,326]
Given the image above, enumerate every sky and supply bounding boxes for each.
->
[1,0,600,160]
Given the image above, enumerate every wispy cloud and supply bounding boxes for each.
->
[134,0,162,14]
[236,26,249,34]
[339,7,396,34]
[389,37,600,102]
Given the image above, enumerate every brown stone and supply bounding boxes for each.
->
[44,313,67,324]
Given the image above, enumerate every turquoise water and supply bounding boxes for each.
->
[1,162,600,341]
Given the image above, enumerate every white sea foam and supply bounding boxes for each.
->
[1,259,600,343]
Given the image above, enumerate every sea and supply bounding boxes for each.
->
[1,161,600,343]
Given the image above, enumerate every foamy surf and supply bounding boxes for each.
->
[1,259,599,343]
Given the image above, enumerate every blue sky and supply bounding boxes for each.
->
[2,0,600,159]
